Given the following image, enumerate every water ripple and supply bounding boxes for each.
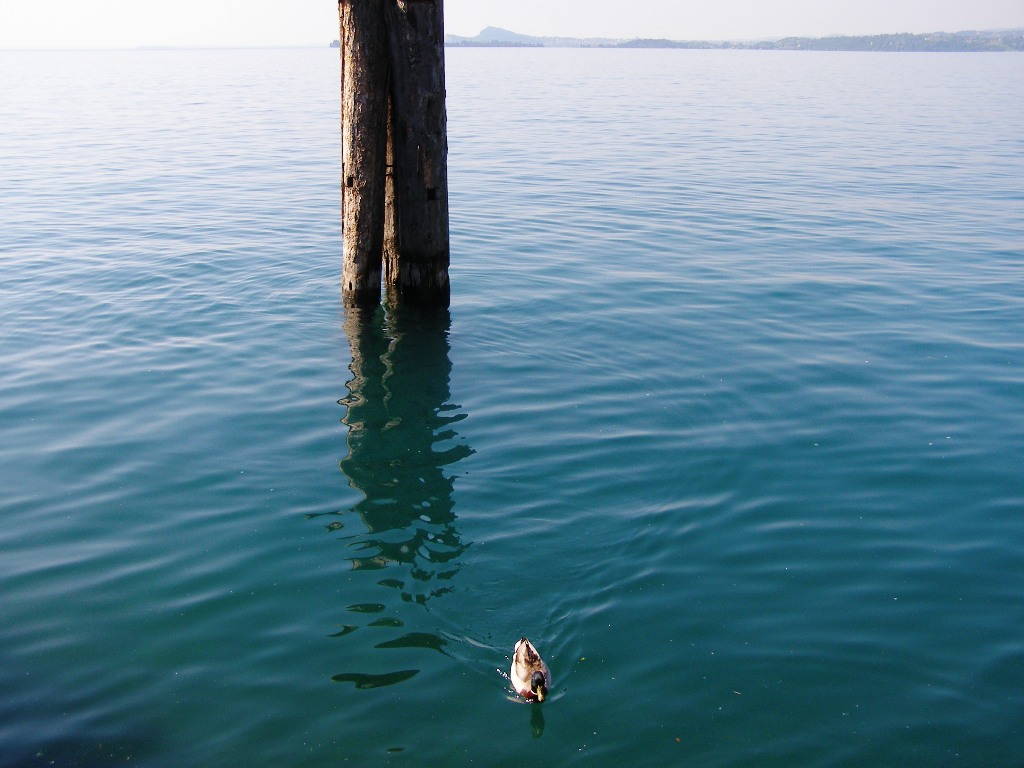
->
[2,46,1023,768]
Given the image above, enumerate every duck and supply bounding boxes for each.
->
[510,637,551,702]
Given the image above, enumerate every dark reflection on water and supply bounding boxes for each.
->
[329,303,472,687]
[346,602,386,613]
[530,703,545,739]
[374,632,448,652]
[331,670,420,689]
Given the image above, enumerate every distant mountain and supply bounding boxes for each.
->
[468,26,537,43]
[445,26,621,48]
[443,26,1024,52]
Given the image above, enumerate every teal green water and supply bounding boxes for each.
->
[2,48,1023,766]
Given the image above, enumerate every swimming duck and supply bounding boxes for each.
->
[510,637,551,702]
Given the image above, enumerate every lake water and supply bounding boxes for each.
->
[1,46,1022,767]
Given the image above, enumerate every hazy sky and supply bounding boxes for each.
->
[2,0,1023,48]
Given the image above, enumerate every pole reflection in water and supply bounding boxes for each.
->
[328,303,472,689]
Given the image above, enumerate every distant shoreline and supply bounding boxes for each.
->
[436,26,1024,53]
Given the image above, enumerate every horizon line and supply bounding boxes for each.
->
[0,44,329,51]
[3,24,1021,52]
[447,23,1023,39]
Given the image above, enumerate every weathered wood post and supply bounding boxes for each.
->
[339,0,389,306]
[384,0,450,306]
[339,0,450,308]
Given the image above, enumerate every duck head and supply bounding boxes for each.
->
[531,670,548,702]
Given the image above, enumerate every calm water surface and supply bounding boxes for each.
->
[1,47,1023,767]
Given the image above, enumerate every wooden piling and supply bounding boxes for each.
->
[383,91,398,290]
[384,0,450,306]
[340,0,450,308]
[340,0,389,307]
